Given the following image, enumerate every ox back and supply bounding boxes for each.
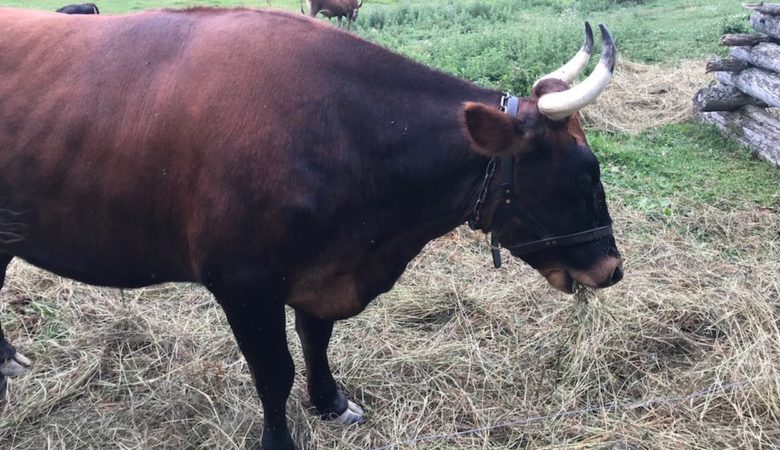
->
[0,8,622,450]
[0,7,485,305]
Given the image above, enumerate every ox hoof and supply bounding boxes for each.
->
[0,351,32,378]
[328,400,365,425]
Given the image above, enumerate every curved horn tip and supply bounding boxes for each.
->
[532,21,595,89]
[598,23,617,74]
[583,22,594,54]
[536,24,617,120]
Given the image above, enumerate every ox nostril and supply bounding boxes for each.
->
[610,265,624,285]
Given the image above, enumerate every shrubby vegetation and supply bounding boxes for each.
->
[576,0,652,12]
[351,0,742,94]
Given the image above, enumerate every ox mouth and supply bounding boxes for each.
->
[541,256,624,294]
[542,269,577,294]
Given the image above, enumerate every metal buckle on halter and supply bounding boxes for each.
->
[499,92,518,115]
[499,93,510,112]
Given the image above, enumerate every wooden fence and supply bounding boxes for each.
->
[695,2,780,166]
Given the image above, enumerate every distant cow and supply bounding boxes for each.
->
[0,8,622,450]
[56,3,99,14]
[303,0,362,28]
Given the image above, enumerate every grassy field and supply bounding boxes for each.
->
[1,0,779,449]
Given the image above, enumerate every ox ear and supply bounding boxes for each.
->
[462,102,526,156]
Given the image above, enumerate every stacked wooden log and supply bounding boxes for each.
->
[695,2,780,166]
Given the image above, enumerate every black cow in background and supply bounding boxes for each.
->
[56,3,99,14]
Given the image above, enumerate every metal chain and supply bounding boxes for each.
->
[467,93,511,231]
[468,158,497,230]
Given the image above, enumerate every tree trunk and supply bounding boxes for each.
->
[706,57,749,72]
[730,42,780,73]
[716,67,780,107]
[694,84,766,111]
[751,11,780,40]
[719,33,773,46]
[700,105,780,167]
[743,2,780,15]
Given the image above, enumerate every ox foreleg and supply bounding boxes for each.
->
[294,310,364,424]
[216,292,296,450]
[0,254,32,402]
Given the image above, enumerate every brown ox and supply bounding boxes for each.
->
[0,8,622,450]
[303,0,362,28]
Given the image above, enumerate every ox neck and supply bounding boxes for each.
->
[314,40,505,245]
[466,93,519,232]
[407,89,505,234]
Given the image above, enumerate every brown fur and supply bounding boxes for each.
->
[0,8,621,449]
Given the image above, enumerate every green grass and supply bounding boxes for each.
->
[10,0,744,92]
[356,0,744,69]
[593,123,780,214]
[6,0,743,73]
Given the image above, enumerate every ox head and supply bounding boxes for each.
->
[462,23,623,294]
[351,0,363,21]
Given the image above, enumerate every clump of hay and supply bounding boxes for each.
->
[1,196,779,450]
[582,59,710,134]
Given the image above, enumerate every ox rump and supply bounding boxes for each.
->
[0,8,622,450]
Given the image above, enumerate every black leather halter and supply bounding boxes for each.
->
[467,93,613,268]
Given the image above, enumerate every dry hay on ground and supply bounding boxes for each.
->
[583,59,710,134]
[0,198,778,449]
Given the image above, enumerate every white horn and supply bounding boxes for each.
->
[533,22,594,89]
[537,24,616,121]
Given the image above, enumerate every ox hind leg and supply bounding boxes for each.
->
[294,310,364,424]
[0,254,32,402]
[212,285,296,450]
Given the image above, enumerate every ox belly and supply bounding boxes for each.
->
[287,270,365,320]
[0,222,194,289]
[285,242,415,320]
